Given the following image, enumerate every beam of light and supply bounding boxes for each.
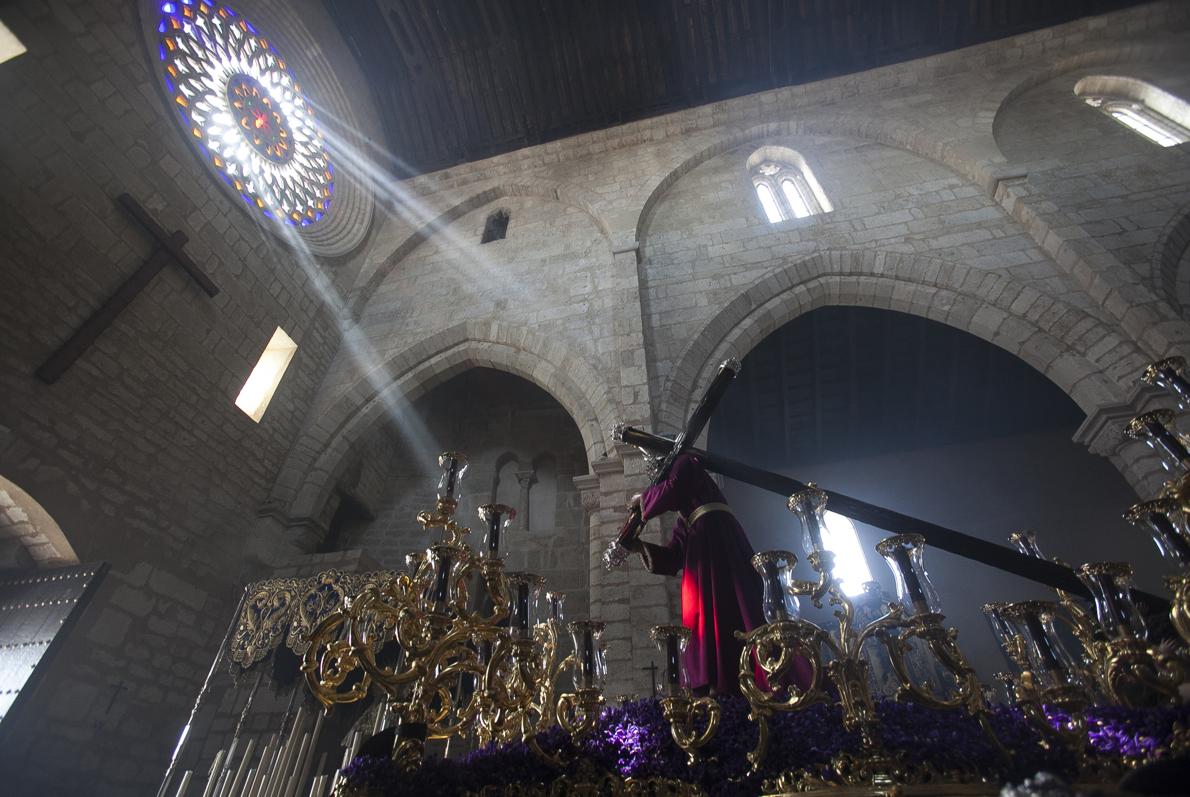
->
[261,205,439,471]
[309,106,521,303]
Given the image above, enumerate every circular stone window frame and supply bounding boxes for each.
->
[138,0,374,258]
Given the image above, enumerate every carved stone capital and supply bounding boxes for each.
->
[1074,384,1170,457]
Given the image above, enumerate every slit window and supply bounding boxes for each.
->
[481,209,510,243]
[0,20,26,65]
[1075,76,1190,147]
[235,327,298,422]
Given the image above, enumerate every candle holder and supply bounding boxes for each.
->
[1124,498,1190,567]
[1004,531,1106,697]
[874,535,1000,751]
[738,504,913,781]
[1124,409,1190,473]
[1140,355,1190,408]
[994,601,1091,762]
[752,550,802,623]
[1076,563,1185,707]
[787,484,829,556]
[556,620,607,739]
[302,451,610,774]
[650,625,720,764]
[478,503,516,560]
[417,452,471,544]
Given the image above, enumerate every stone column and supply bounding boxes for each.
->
[575,447,673,698]
[514,469,536,532]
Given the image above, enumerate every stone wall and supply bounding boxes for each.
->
[0,0,382,793]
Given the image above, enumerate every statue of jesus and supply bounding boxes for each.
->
[623,452,812,695]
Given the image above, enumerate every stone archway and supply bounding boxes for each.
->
[656,249,1159,493]
[0,475,78,569]
[277,320,618,525]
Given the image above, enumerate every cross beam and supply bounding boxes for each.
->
[615,425,1170,610]
[35,194,219,384]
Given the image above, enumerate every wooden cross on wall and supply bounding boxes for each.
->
[35,193,220,384]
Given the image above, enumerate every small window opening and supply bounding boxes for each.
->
[481,209,510,243]
[747,146,832,224]
[235,327,298,422]
[1074,76,1190,147]
[0,20,26,65]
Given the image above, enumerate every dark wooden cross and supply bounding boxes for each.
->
[35,193,220,384]
[641,660,659,699]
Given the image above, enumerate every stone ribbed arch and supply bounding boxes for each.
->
[281,321,617,521]
[634,116,1004,250]
[350,180,612,316]
[659,250,1144,434]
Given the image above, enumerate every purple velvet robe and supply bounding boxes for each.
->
[637,453,771,694]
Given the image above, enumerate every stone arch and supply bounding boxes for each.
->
[350,181,613,316]
[283,321,617,522]
[989,40,1190,155]
[1154,202,1190,314]
[0,475,79,569]
[634,116,1004,250]
[659,250,1144,435]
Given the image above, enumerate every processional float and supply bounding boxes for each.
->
[164,354,1190,797]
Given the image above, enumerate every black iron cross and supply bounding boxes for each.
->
[35,193,220,384]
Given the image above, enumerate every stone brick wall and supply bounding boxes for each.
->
[0,1,382,794]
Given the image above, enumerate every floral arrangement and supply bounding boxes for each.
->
[337,698,1189,796]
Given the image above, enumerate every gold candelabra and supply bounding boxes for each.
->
[737,486,1000,791]
[650,625,721,764]
[301,453,608,771]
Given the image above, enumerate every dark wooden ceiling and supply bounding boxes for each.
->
[709,306,1082,469]
[323,0,1146,175]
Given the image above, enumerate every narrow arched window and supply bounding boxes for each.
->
[747,146,832,223]
[1074,76,1190,147]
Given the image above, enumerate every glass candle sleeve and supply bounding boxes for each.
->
[568,620,608,691]
[1124,500,1190,568]
[421,544,460,614]
[752,551,801,623]
[1125,410,1190,473]
[876,534,942,617]
[1141,356,1190,409]
[1008,530,1046,560]
[545,591,566,623]
[982,603,1020,669]
[436,452,469,502]
[477,503,516,559]
[650,625,691,697]
[505,572,542,639]
[1001,601,1082,690]
[787,485,828,555]
[1076,562,1147,641]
